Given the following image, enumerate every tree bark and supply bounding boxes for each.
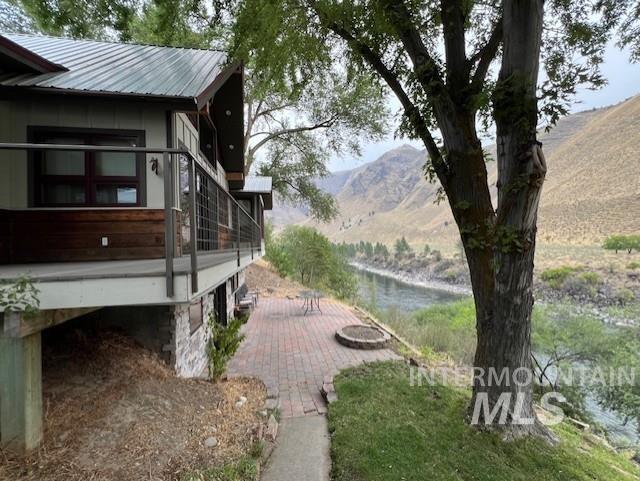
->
[316,0,553,440]
[465,0,554,441]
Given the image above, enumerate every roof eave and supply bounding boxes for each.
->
[195,59,243,110]
[0,84,197,110]
[0,35,68,74]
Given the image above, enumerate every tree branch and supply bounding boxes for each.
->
[381,0,448,98]
[441,0,469,93]
[469,16,503,92]
[255,101,297,119]
[248,115,339,159]
[310,6,446,177]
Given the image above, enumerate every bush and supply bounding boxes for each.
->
[627,261,640,270]
[614,287,636,305]
[266,225,357,300]
[383,299,477,365]
[578,271,601,286]
[207,315,245,381]
[540,266,578,289]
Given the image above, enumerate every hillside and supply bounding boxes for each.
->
[269,96,640,250]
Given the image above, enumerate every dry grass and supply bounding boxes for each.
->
[245,259,304,298]
[0,331,266,481]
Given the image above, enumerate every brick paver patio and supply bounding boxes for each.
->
[227,297,400,418]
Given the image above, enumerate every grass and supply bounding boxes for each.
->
[181,453,259,481]
[328,362,640,481]
[378,299,477,364]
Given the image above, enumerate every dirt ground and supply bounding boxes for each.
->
[0,329,265,481]
[245,259,304,298]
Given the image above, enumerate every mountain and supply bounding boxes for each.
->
[269,96,640,248]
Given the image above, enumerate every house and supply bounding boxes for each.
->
[0,33,272,452]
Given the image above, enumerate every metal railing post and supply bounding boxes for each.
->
[236,204,241,267]
[163,152,174,298]
[188,156,199,294]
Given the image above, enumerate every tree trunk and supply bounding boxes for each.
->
[463,0,554,441]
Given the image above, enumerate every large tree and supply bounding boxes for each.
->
[225,0,635,439]
[12,0,387,221]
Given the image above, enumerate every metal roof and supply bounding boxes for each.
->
[240,176,272,193]
[0,33,229,101]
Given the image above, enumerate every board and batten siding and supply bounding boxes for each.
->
[0,96,168,209]
[174,112,228,192]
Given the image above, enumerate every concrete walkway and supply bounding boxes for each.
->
[227,297,399,481]
[227,297,399,417]
[261,415,330,481]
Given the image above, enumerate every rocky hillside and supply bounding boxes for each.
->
[269,95,640,248]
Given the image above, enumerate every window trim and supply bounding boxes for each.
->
[28,126,147,208]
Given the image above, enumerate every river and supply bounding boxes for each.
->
[354,266,465,312]
[353,265,639,446]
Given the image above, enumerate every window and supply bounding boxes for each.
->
[189,298,203,334]
[31,128,145,207]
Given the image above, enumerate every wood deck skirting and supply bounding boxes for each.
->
[0,209,181,264]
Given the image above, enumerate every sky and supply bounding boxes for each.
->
[328,42,640,172]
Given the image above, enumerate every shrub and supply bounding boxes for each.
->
[627,261,640,270]
[540,266,578,289]
[615,287,636,305]
[0,276,40,315]
[383,299,477,365]
[267,225,357,300]
[207,315,245,381]
[578,271,601,286]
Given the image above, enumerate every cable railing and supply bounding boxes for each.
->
[0,142,262,298]
[180,152,261,293]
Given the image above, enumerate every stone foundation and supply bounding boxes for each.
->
[68,272,248,379]
[172,295,214,378]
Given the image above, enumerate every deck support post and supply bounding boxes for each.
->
[0,331,43,453]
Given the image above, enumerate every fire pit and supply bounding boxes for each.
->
[335,324,391,350]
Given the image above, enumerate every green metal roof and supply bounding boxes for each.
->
[0,33,231,103]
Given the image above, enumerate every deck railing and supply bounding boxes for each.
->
[0,143,262,297]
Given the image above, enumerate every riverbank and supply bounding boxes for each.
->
[352,268,640,447]
[351,256,639,327]
[350,260,472,296]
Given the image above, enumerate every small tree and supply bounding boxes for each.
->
[272,226,357,299]
[603,235,640,254]
[394,237,412,259]
[594,327,640,434]
[374,242,390,259]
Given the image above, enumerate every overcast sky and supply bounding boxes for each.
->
[328,43,640,172]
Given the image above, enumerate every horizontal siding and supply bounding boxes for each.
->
[1,209,174,264]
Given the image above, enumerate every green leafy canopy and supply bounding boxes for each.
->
[10,0,389,221]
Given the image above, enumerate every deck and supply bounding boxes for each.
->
[0,248,261,311]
